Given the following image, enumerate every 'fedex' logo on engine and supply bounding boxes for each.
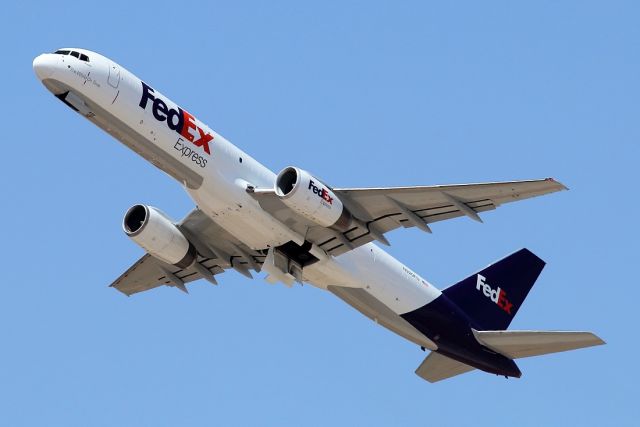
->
[476,274,513,314]
[308,180,333,204]
[139,82,213,155]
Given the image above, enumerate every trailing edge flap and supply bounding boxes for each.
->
[472,330,605,359]
[415,352,475,383]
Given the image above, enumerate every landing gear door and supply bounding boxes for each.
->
[107,62,120,88]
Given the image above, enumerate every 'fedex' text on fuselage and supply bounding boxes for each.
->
[139,82,213,156]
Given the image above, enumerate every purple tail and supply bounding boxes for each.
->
[442,248,546,330]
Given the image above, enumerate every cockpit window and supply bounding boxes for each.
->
[52,49,90,62]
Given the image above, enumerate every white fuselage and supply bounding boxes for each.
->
[33,49,441,348]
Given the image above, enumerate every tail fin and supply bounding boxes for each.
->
[442,248,545,330]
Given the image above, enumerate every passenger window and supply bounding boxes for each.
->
[80,54,89,62]
[70,51,80,58]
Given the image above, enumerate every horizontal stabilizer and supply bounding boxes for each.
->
[415,352,475,383]
[473,330,605,359]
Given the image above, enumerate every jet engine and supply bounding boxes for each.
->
[123,204,196,268]
[275,166,352,229]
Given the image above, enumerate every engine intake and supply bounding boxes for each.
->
[123,204,196,268]
[275,167,351,230]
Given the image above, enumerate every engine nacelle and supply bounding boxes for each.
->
[123,204,196,268]
[275,166,351,229]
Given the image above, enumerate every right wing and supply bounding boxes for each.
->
[415,352,476,383]
[253,178,567,258]
[110,209,265,296]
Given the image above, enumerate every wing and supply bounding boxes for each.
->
[253,178,567,257]
[113,178,565,294]
[110,209,265,296]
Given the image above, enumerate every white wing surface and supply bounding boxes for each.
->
[254,178,567,257]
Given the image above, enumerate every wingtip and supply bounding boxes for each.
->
[110,283,132,297]
[546,177,569,191]
[591,333,606,346]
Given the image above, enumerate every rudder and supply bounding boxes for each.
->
[442,248,545,330]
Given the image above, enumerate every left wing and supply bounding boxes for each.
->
[253,178,567,257]
[110,209,264,296]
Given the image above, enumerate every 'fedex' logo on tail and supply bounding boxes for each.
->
[308,180,333,204]
[476,274,513,314]
[139,82,213,155]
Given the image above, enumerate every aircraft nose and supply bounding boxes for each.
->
[33,54,55,80]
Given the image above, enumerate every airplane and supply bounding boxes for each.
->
[33,48,604,383]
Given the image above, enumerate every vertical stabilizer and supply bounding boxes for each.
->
[442,249,545,330]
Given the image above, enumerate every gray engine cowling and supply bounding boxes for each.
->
[123,204,196,268]
[275,166,352,230]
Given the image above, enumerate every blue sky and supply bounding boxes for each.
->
[1,1,637,425]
